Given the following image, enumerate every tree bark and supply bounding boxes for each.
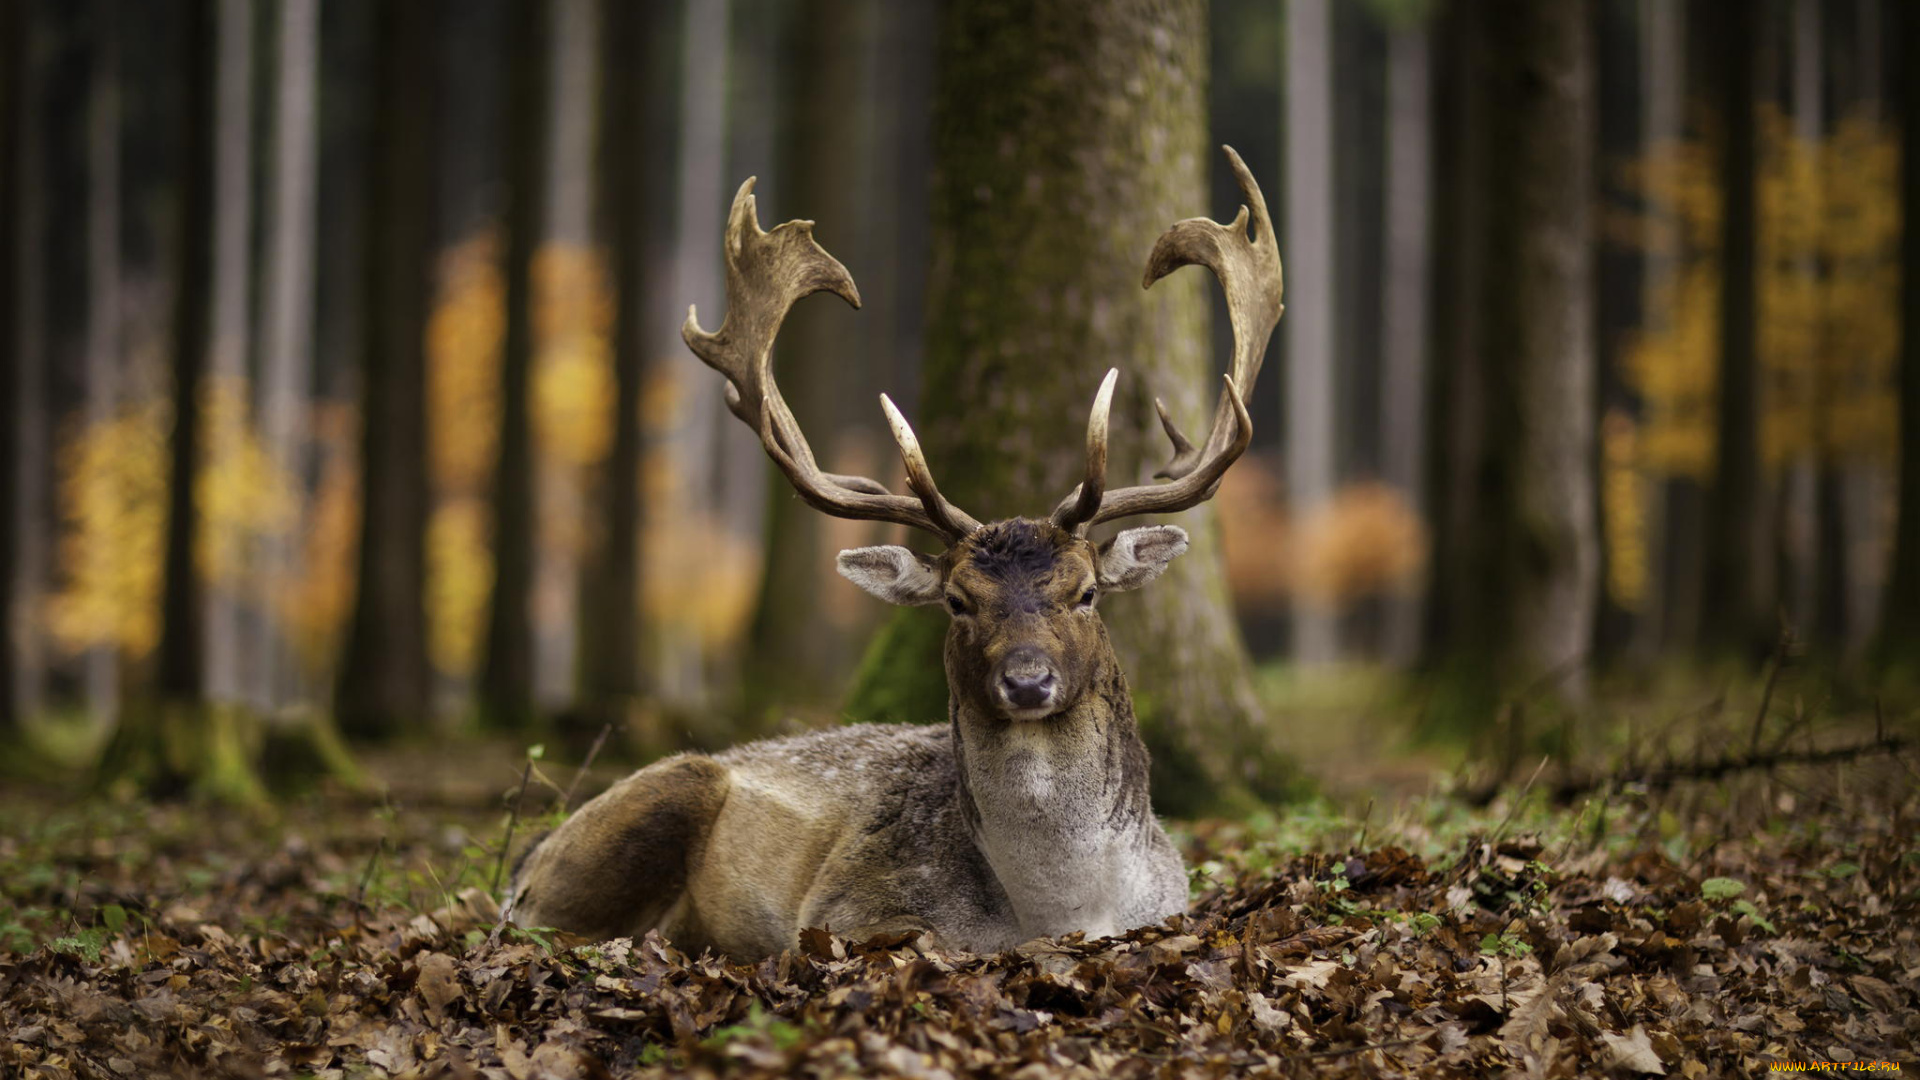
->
[1286,0,1339,666]
[0,0,22,738]
[1379,17,1432,667]
[1699,0,1763,657]
[578,0,653,730]
[83,0,123,722]
[95,0,261,803]
[1877,0,1920,667]
[337,0,436,740]
[1425,0,1597,719]
[842,0,1287,813]
[258,0,320,708]
[745,0,875,720]
[205,0,252,705]
[480,0,549,731]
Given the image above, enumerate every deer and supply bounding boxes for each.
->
[506,146,1283,960]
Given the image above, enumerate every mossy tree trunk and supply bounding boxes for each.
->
[746,0,875,723]
[843,0,1286,814]
[337,0,435,741]
[480,0,548,732]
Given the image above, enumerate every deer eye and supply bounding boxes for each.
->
[946,594,968,616]
[1077,587,1097,609]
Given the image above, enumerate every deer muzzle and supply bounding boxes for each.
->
[994,646,1060,719]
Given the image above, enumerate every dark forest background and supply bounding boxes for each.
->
[2,0,1916,809]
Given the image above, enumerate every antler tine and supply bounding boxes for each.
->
[683,178,979,543]
[1052,368,1118,533]
[1068,145,1283,528]
[881,395,983,538]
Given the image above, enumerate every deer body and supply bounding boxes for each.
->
[508,147,1282,960]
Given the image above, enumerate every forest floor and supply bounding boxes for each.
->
[1,687,1916,1079]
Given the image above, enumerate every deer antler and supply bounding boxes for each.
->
[683,179,981,543]
[1052,145,1283,533]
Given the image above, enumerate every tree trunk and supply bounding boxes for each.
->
[1379,17,1432,667]
[480,0,549,731]
[1699,0,1763,658]
[1491,0,1598,691]
[843,0,1287,813]
[97,0,261,803]
[258,0,320,708]
[337,0,436,740]
[0,0,23,738]
[745,0,875,720]
[205,0,252,705]
[1286,0,1340,665]
[1425,0,1596,721]
[8,0,46,731]
[1877,0,1920,668]
[579,0,656,732]
[83,0,123,724]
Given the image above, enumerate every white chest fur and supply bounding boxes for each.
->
[962,720,1155,942]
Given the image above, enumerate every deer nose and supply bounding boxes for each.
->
[1001,671,1056,709]
[997,648,1058,711]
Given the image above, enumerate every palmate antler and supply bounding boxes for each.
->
[682,179,981,544]
[1052,145,1285,534]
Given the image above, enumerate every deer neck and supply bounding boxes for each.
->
[947,654,1158,942]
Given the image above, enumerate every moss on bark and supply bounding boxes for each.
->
[842,0,1293,813]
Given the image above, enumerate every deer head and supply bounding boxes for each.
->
[683,145,1283,724]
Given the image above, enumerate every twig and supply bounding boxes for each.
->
[558,723,613,813]
[353,837,385,911]
[1548,735,1908,803]
[493,759,535,895]
[1748,619,1793,756]
[1490,756,1550,849]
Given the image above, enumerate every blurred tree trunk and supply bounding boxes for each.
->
[205,0,252,705]
[8,0,45,731]
[745,0,874,721]
[843,0,1289,814]
[83,0,123,723]
[1426,0,1596,719]
[1379,14,1432,667]
[1638,0,1685,658]
[1286,0,1339,666]
[1699,0,1762,658]
[655,0,730,714]
[337,0,436,740]
[578,0,655,732]
[0,0,22,738]
[98,0,261,802]
[1876,0,1920,669]
[258,0,319,708]
[480,0,549,732]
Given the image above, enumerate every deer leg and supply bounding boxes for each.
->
[507,755,731,942]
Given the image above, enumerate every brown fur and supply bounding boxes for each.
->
[508,518,1189,959]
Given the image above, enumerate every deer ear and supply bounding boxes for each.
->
[1096,526,1190,592]
[836,546,945,606]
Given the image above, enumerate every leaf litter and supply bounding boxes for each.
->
[1,766,1915,1079]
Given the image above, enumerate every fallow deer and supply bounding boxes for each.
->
[507,146,1283,959]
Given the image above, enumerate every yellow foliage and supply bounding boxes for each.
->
[422,232,616,676]
[1601,409,1648,611]
[1620,106,1900,479]
[48,377,299,659]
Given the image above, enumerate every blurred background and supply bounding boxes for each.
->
[0,0,1914,811]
